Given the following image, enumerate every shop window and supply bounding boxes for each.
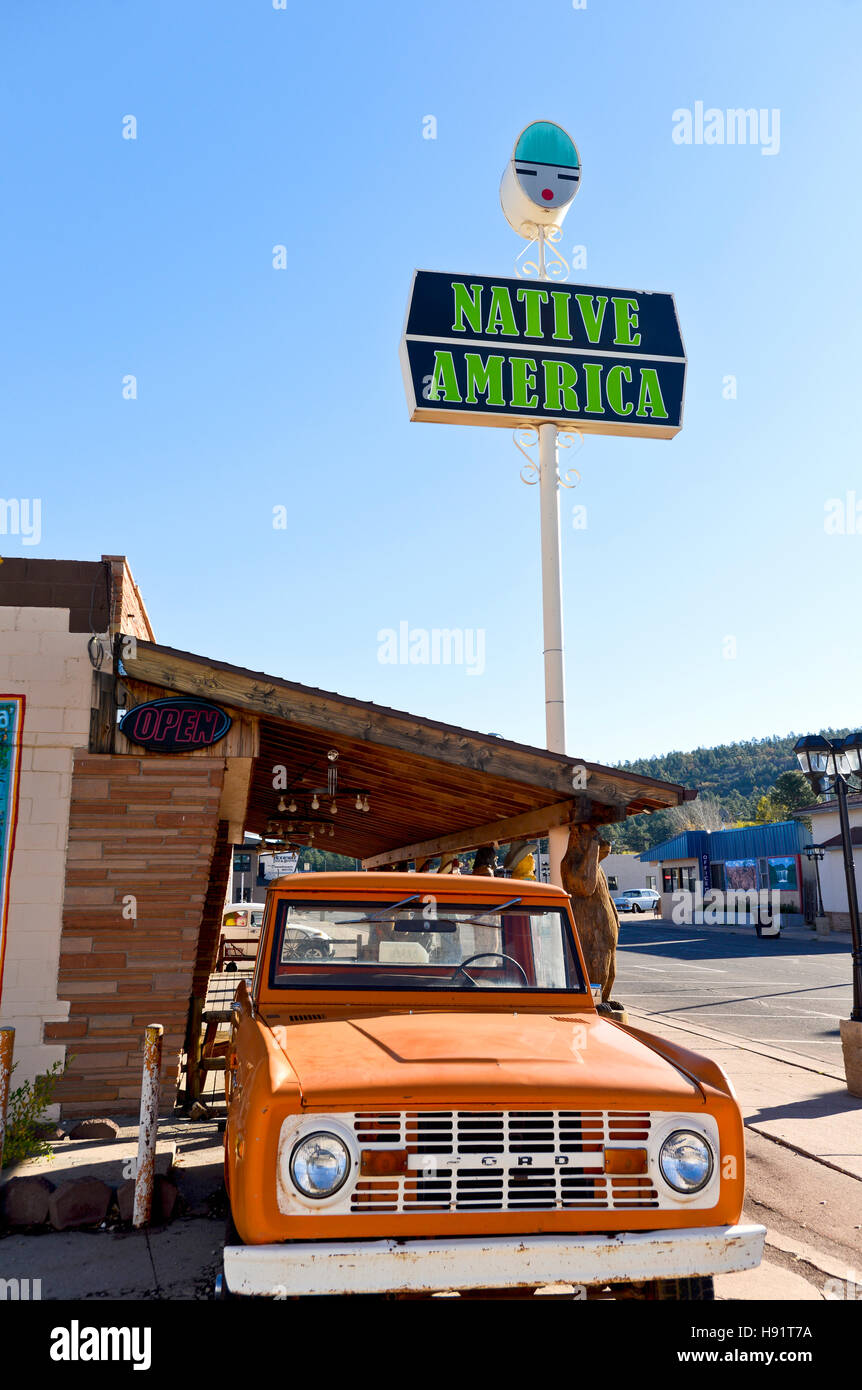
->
[607,875,618,891]
[646,874,656,890]
[233,853,252,874]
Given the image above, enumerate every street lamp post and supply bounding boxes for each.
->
[794,733,862,1098]
[803,843,825,920]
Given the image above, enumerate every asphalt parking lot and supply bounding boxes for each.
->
[614,922,853,1066]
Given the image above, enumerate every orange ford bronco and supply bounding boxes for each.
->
[222,871,764,1298]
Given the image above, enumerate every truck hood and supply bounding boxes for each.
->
[266,1011,704,1110]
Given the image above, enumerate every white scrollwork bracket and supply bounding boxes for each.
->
[556,428,583,488]
[515,225,570,281]
[513,426,540,483]
[514,424,583,487]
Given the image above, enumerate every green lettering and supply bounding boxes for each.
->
[574,294,609,344]
[542,360,579,413]
[550,291,573,341]
[429,351,462,403]
[451,281,483,334]
[582,361,604,413]
[606,364,633,416]
[510,357,538,409]
[516,287,549,339]
[612,297,641,347]
[485,285,519,337]
[635,367,668,419]
[464,353,505,406]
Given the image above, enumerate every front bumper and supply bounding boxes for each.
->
[223,1223,766,1297]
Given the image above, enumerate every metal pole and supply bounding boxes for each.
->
[0,1027,14,1171]
[535,229,568,884]
[133,1023,164,1228]
[539,420,566,755]
[835,781,862,1022]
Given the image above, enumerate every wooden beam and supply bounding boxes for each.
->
[361,799,583,869]
[122,643,688,811]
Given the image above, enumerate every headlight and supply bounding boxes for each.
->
[290,1132,351,1198]
[659,1130,714,1193]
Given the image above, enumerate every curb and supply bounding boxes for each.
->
[634,918,849,945]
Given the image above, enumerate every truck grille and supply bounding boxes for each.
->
[349,1110,659,1213]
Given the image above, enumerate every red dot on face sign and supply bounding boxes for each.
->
[541,188,553,200]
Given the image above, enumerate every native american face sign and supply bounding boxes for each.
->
[500,120,583,235]
[513,121,581,210]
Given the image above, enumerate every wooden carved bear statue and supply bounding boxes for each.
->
[560,825,619,1002]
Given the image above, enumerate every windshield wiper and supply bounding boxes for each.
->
[335,895,422,926]
[455,896,522,926]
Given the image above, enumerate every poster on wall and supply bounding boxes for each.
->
[725,859,758,892]
[767,856,798,889]
[0,695,25,1001]
[262,851,299,880]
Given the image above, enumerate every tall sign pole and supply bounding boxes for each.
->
[504,127,583,882]
[400,121,687,881]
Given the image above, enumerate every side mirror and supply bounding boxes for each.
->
[590,982,602,1003]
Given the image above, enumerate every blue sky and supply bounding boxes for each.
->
[1,0,859,765]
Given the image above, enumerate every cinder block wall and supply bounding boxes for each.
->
[0,605,93,1095]
[55,754,225,1116]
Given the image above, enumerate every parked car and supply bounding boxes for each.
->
[220,870,764,1299]
[613,888,661,914]
[222,903,266,940]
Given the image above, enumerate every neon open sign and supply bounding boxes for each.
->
[119,697,231,752]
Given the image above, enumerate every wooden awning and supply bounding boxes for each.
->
[120,640,694,864]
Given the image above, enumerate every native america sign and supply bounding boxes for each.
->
[400,270,686,438]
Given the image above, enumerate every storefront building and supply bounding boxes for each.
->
[795,795,862,933]
[640,821,816,923]
[0,554,692,1117]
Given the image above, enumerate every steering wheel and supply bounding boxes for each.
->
[453,952,530,988]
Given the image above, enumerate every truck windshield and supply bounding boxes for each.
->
[268,900,585,993]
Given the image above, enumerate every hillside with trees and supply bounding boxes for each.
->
[602,728,849,852]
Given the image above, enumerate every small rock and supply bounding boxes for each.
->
[117,1178,136,1224]
[34,1123,67,1142]
[67,1118,120,1142]
[1,1176,55,1228]
[116,1174,178,1226]
[48,1177,113,1230]
[154,1176,179,1225]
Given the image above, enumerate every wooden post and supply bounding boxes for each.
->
[186,996,203,1106]
[133,1024,164,1229]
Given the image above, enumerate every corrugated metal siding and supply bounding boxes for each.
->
[639,820,811,863]
[639,831,706,863]
[706,821,811,861]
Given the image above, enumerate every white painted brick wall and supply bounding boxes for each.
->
[0,606,92,1099]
